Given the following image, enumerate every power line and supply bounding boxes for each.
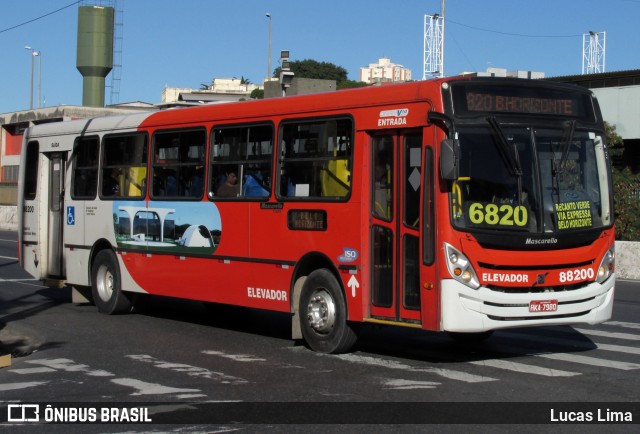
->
[0,1,81,35]
[446,18,582,39]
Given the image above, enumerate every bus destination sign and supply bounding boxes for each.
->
[466,92,578,116]
[451,83,593,120]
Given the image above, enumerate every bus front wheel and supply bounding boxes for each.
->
[299,269,356,354]
[91,249,132,315]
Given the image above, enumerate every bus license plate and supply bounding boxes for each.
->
[529,299,558,312]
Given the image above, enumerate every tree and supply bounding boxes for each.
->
[250,88,264,99]
[274,59,351,85]
[608,122,640,240]
[337,80,369,90]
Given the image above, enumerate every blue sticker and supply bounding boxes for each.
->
[338,248,358,263]
[66,206,75,225]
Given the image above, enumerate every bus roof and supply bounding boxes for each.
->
[25,77,594,138]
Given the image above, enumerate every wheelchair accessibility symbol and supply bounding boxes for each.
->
[66,206,75,225]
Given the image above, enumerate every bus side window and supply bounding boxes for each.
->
[209,124,273,200]
[71,136,99,199]
[23,141,40,201]
[152,129,206,200]
[101,133,148,200]
[279,118,353,200]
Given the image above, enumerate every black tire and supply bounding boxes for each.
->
[91,249,132,314]
[299,269,357,354]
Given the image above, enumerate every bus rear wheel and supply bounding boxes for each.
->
[91,249,132,315]
[299,269,356,354]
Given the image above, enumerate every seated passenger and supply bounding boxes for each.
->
[216,171,239,197]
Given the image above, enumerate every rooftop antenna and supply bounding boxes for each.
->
[582,31,605,75]
[423,0,445,79]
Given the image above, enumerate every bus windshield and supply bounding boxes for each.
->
[451,120,612,235]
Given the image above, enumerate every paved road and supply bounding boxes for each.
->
[1,230,639,432]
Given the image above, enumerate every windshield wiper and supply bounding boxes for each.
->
[558,120,576,173]
[487,117,523,177]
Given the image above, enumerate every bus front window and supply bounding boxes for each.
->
[451,123,611,236]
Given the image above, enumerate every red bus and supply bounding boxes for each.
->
[18,77,615,353]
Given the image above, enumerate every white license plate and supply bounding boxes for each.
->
[529,299,558,312]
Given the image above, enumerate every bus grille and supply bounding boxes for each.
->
[486,281,591,294]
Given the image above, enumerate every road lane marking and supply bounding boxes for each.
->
[111,378,204,397]
[26,358,114,377]
[468,359,580,377]
[334,353,497,383]
[573,328,640,341]
[202,350,266,362]
[535,352,640,370]
[10,367,56,374]
[500,331,640,356]
[0,381,48,391]
[383,378,440,389]
[127,354,248,384]
[604,321,640,330]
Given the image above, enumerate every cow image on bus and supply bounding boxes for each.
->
[17,77,615,353]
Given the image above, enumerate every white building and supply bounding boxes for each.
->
[162,78,262,105]
[359,58,412,84]
[460,67,545,79]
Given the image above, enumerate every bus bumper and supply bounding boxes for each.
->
[440,275,615,332]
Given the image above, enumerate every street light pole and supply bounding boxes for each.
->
[266,13,272,82]
[37,51,42,108]
[25,46,36,110]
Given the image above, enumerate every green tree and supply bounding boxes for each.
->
[273,59,368,89]
[607,122,640,240]
[337,80,369,90]
[250,88,264,99]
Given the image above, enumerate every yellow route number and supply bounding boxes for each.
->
[468,202,528,227]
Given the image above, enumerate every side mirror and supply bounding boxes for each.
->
[440,138,460,181]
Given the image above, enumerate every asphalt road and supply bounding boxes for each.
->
[1,229,639,432]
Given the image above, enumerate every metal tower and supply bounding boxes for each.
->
[108,0,124,105]
[582,31,606,75]
[423,13,444,79]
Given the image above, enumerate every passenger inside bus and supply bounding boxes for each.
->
[102,168,121,197]
[216,171,240,197]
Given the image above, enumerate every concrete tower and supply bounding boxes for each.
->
[76,5,114,107]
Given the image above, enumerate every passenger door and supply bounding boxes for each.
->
[369,131,423,323]
[46,152,67,278]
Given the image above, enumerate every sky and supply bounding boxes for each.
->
[1,0,640,114]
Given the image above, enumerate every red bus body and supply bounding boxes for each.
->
[18,77,615,353]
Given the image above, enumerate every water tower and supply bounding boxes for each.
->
[76,5,114,107]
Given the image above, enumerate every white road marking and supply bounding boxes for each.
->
[10,367,56,374]
[111,378,203,397]
[334,353,497,383]
[202,350,266,362]
[574,328,640,341]
[501,331,640,356]
[468,359,580,377]
[26,358,114,377]
[383,378,440,389]
[0,381,48,391]
[603,321,640,330]
[126,354,247,384]
[536,352,640,370]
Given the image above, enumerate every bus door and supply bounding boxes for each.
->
[45,152,67,278]
[370,131,423,323]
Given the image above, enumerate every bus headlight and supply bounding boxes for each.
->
[444,243,480,289]
[596,247,615,284]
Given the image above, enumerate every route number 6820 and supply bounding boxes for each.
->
[468,203,528,227]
